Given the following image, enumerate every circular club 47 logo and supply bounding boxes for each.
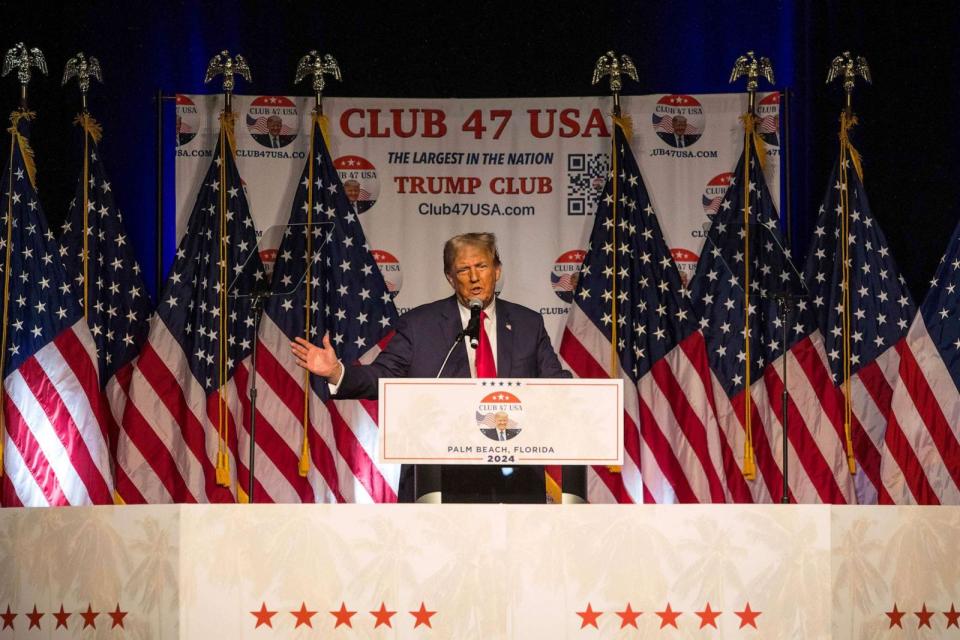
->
[550,250,585,303]
[671,248,698,287]
[175,94,199,146]
[757,92,780,147]
[246,96,299,149]
[702,172,734,217]
[371,249,402,298]
[652,95,705,148]
[335,155,380,214]
[476,391,523,442]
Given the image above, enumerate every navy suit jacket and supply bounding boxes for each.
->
[480,428,521,441]
[337,295,570,399]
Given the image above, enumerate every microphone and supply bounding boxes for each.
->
[435,297,484,378]
[465,297,482,349]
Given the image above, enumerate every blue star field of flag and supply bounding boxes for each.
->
[0,114,83,377]
[801,153,914,383]
[689,145,806,396]
[59,120,153,384]
[157,117,265,393]
[921,218,960,391]
[572,120,696,381]
[264,116,398,397]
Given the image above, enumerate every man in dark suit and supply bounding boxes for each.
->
[343,179,374,215]
[480,411,521,442]
[252,115,296,149]
[292,232,570,502]
[656,114,701,148]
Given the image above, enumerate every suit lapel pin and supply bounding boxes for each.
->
[505,323,512,331]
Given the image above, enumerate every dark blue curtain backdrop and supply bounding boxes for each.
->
[1,1,957,303]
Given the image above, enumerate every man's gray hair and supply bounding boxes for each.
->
[443,232,501,275]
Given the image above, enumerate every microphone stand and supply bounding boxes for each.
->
[245,283,271,503]
[769,290,805,504]
[436,332,467,379]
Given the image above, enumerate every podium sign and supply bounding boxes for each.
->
[378,378,623,465]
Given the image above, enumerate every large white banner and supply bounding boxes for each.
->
[176,94,781,344]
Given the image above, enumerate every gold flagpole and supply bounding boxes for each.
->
[63,52,104,320]
[588,52,638,486]
[827,52,871,476]
[591,51,637,378]
[294,51,341,477]
[204,51,252,492]
[0,122,17,477]
[729,51,775,479]
[0,43,47,478]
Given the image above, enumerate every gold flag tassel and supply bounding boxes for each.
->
[544,466,562,504]
[739,113,759,480]
[0,110,38,477]
[837,111,860,475]
[214,112,235,488]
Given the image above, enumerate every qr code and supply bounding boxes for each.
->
[565,153,610,215]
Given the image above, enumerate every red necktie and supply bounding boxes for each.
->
[476,310,497,377]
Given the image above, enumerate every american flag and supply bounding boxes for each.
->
[559,118,728,504]
[801,132,914,505]
[881,218,960,504]
[250,113,400,503]
[689,122,856,504]
[58,114,153,493]
[475,411,517,429]
[116,113,266,503]
[0,111,113,506]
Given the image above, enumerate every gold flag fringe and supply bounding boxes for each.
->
[837,110,860,476]
[73,113,104,143]
[839,112,864,180]
[7,110,38,188]
[739,113,768,170]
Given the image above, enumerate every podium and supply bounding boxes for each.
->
[378,378,623,503]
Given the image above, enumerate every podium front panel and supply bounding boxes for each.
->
[378,378,623,465]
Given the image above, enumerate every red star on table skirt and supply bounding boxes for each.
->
[370,602,397,628]
[0,606,14,630]
[945,603,960,628]
[80,604,99,629]
[250,602,276,628]
[291,602,316,628]
[330,602,356,628]
[409,602,436,628]
[696,603,722,628]
[886,603,905,628]
[108,603,128,629]
[615,603,642,628]
[656,603,682,629]
[734,603,761,629]
[915,603,934,628]
[576,603,602,629]
[53,604,71,629]
[26,605,43,629]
